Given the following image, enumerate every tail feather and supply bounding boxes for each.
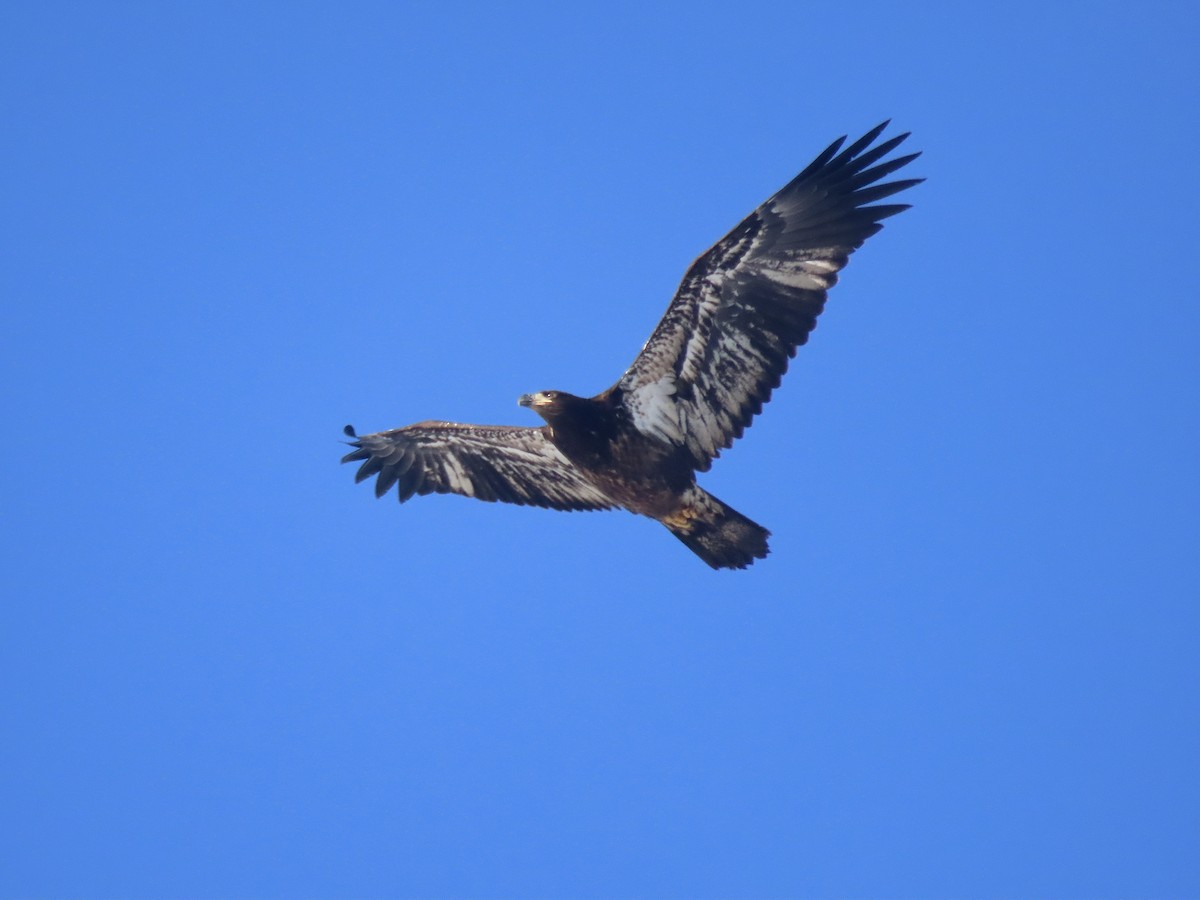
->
[662,488,770,570]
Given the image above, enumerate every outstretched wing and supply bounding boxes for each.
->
[341,421,616,511]
[614,122,921,471]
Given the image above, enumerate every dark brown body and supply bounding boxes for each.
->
[520,388,770,569]
[536,389,694,518]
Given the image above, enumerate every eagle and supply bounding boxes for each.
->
[343,122,921,569]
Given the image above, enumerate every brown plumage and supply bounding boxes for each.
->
[343,122,921,568]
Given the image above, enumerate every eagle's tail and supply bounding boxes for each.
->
[662,488,770,570]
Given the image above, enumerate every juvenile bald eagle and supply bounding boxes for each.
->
[343,122,921,569]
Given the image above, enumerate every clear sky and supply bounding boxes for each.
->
[3,2,1198,898]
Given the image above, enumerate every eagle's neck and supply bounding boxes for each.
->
[542,393,619,463]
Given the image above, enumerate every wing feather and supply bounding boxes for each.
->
[615,122,922,471]
[341,422,615,511]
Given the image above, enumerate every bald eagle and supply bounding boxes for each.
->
[343,122,921,569]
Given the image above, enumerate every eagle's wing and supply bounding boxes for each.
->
[341,421,616,511]
[614,122,921,471]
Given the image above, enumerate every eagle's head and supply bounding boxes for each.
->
[518,390,577,424]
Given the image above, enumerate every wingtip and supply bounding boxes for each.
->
[865,120,891,140]
[340,425,366,460]
[869,122,917,151]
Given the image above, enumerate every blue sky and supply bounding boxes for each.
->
[3,2,1198,897]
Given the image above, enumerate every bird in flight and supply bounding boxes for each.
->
[343,122,921,568]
